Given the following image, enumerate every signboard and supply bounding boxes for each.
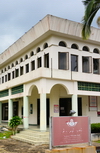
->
[51,116,90,147]
[54,105,59,113]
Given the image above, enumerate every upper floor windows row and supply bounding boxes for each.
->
[59,41,99,53]
[58,52,100,74]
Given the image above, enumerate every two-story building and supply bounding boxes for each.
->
[0,15,100,131]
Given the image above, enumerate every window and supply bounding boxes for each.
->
[26,64,29,73]
[93,58,99,74]
[8,65,10,69]
[20,58,23,62]
[37,57,42,68]
[8,73,11,81]
[5,75,7,82]
[82,46,89,51]
[59,41,66,47]
[25,55,28,60]
[44,53,49,68]
[12,71,14,79]
[71,44,78,49]
[93,48,99,54]
[16,61,18,65]
[30,51,34,56]
[15,69,19,77]
[2,76,4,83]
[20,66,23,75]
[37,47,40,53]
[71,55,78,71]
[82,56,92,73]
[44,43,48,49]
[31,61,35,70]
[12,63,14,67]
[58,52,69,70]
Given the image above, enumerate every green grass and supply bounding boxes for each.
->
[0,131,13,139]
[94,140,100,143]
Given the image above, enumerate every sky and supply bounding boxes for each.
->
[0,0,99,54]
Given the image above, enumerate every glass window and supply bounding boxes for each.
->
[15,69,19,77]
[58,52,69,70]
[2,76,4,83]
[82,56,90,73]
[20,66,23,75]
[37,57,42,68]
[8,73,11,81]
[71,55,78,71]
[93,59,99,74]
[44,53,49,68]
[5,75,7,82]
[26,64,29,73]
[31,61,35,71]
[12,71,14,79]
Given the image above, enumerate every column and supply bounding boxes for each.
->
[0,102,2,124]
[40,93,47,131]
[8,99,13,120]
[72,94,78,116]
[23,96,29,129]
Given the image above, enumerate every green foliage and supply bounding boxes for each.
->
[91,123,100,133]
[9,116,22,135]
[82,0,100,39]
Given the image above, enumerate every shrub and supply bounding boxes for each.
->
[91,123,100,133]
[9,116,23,135]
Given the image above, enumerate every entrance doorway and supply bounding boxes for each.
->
[37,98,50,125]
[59,97,82,116]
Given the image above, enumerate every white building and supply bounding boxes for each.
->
[0,15,100,131]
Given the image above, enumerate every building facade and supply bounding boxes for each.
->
[0,15,100,131]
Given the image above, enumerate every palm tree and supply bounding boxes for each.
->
[82,0,100,39]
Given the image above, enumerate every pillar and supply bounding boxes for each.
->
[8,99,13,120]
[40,93,47,131]
[0,102,2,124]
[72,94,78,116]
[23,96,29,129]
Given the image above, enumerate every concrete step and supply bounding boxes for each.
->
[12,129,49,145]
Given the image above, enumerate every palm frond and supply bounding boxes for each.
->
[82,0,100,39]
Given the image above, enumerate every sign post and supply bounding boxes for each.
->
[50,116,90,148]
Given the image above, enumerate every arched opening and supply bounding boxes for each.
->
[59,41,66,47]
[36,47,40,53]
[44,43,48,49]
[82,46,89,51]
[93,48,99,54]
[71,43,78,49]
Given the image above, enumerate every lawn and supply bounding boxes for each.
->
[0,131,13,139]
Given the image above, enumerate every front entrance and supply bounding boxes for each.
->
[59,98,82,116]
[37,98,50,125]
[59,98,72,116]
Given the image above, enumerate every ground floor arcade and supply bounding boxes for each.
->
[0,79,100,131]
